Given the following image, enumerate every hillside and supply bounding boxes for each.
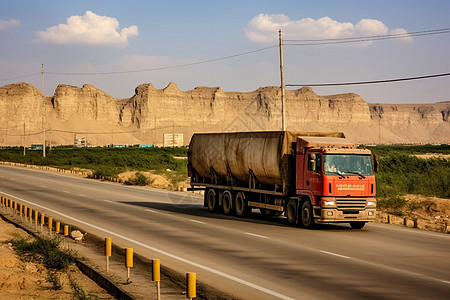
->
[0,82,449,146]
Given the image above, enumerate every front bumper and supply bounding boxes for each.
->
[313,206,377,223]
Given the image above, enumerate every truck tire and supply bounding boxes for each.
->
[222,190,233,215]
[286,199,297,226]
[235,192,251,218]
[300,200,315,229]
[206,189,218,213]
[350,222,366,229]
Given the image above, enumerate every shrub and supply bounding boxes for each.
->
[9,236,75,270]
[377,197,407,216]
[126,172,150,186]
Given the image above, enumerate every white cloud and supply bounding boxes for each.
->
[390,28,413,42]
[245,14,411,44]
[35,11,138,46]
[354,19,388,36]
[0,19,20,30]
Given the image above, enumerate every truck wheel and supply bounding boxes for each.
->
[300,200,315,229]
[206,189,218,213]
[222,190,233,215]
[350,222,366,229]
[286,199,297,226]
[235,192,251,218]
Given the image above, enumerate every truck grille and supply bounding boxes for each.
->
[336,199,366,212]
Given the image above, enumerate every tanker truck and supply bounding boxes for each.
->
[188,131,376,229]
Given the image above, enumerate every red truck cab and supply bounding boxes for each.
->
[295,136,376,228]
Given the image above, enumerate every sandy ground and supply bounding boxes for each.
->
[0,216,115,300]
[414,153,450,160]
[0,210,233,300]
[376,194,450,232]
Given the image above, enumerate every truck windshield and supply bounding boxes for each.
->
[323,154,373,176]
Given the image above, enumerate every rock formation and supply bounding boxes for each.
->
[0,82,448,146]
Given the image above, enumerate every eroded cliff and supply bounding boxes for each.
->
[0,82,448,146]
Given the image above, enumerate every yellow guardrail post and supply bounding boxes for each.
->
[125,248,133,283]
[34,210,38,230]
[186,272,196,299]
[28,207,32,224]
[55,221,60,234]
[105,238,112,272]
[23,206,27,224]
[152,259,161,300]
[14,201,17,215]
[40,213,45,232]
[48,216,53,236]
[62,225,70,249]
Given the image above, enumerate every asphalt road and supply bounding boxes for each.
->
[0,165,449,300]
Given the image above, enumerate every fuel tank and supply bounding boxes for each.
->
[188,131,343,187]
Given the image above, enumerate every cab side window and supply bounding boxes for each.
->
[316,154,322,173]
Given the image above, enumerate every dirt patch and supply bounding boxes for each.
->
[414,153,450,160]
[376,194,450,233]
[0,216,115,299]
[117,171,172,189]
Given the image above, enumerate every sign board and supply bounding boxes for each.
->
[163,133,183,147]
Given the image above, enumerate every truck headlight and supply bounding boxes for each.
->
[366,199,377,207]
[322,198,336,207]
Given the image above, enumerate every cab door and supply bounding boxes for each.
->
[304,152,323,196]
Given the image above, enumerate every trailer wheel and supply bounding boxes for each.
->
[235,192,251,218]
[350,222,366,229]
[206,189,218,213]
[222,190,233,215]
[300,200,315,229]
[286,199,297,226]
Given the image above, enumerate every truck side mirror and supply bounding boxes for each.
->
[309,160,316,172]
[308,153,317,172]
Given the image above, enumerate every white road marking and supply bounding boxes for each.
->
[62,190,71,194]
[190,219,206,224]
[40,185,47,188]
[145,208,161,214]
[1,190,295,300]
[319,250,351,259]
[76,194,87,197]
[103,200,113,203]
[245,232,269,239]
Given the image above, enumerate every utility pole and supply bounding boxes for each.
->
[23,122,26,156]
[42,64,46,157]
[279,29,286,131]
[41,64,44,95]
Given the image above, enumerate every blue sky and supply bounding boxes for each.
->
[1,0,449,103]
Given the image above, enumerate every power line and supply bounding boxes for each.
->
[0,72,41,83]
[5,125,192,137]
[284,28,450,46]
[286,72,450,87]
[45,45,277,76]
[1,46,277,81]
